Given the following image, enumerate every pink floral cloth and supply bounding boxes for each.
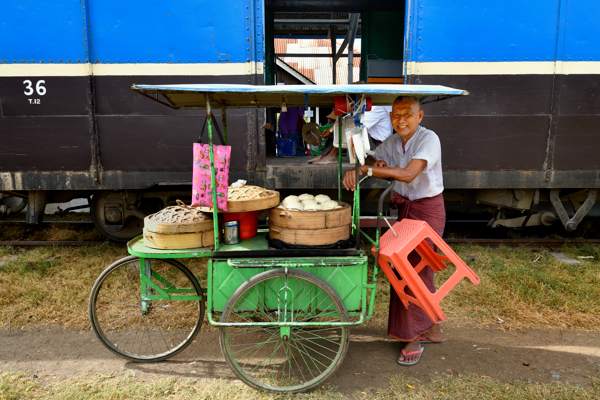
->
[191,143,231,211]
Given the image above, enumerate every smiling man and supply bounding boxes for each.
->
[343,96,446,366]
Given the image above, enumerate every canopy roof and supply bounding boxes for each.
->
[131,83,468,108]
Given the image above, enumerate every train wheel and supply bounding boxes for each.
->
[219,269,349,393]
[89,256,204,362]
[90,191,145,242]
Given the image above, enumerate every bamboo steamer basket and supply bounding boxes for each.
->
[143,201,214,249]
[196,186,280,213]
[268,202,351,246]
[269,202,351,229]
[143,229,214,249]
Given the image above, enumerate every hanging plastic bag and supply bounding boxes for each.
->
[191,143,231,211]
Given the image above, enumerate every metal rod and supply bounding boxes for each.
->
[347,13,359,84]
[205,97,220,250]
[330,26,336,84]
[337,116,343,200]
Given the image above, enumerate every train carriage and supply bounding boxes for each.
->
[1,0,598,239]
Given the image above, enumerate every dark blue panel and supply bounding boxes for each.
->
[559,0,600,61]
[0,1,88,63]
[88,0,264,63]
[407,0,561,62]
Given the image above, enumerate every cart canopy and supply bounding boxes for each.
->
[131,83,468,109]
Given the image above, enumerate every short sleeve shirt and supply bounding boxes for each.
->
[374,125,443,200]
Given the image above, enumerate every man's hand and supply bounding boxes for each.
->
[343,169,357,191]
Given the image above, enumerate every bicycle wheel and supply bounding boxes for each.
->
[219,269,349,393]
[89,256,204,362]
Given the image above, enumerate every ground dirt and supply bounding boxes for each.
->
[1,324,599,395]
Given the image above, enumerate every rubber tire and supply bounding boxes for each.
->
[89,256,204,362]
[219,268,350,393]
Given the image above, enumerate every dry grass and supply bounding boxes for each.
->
[0,244,599,330]
[0,372,344,400]
[0,244,125,329]
[441,245,600,330]
[360,374,600,400]
[1,372,599,400]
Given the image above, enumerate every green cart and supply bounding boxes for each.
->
[88,84,466,393]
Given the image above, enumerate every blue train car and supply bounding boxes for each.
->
[0,0,265,238]
[1,0,598,238]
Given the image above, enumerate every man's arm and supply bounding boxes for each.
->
[362,159,426,183]
[343,159,426,191]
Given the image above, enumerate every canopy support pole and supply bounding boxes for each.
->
[337,117,343,201]
[206,97,220,250]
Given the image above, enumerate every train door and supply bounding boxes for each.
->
[261,0,407,191]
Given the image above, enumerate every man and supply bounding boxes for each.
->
[343,96,445,366]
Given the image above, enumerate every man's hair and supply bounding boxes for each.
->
[393,96,422,109]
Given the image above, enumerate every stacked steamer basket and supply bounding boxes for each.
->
[197,184,281,241]
[223,185,280,240]
[143,201,214,249]
[269,194,352,246]
[225,185,280,213]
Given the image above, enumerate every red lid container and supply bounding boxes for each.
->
[223,211,258,240]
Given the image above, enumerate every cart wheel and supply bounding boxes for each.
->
[89,256,204,362]
[219,269,349,393]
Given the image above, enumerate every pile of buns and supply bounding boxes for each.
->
[280,194,341,211]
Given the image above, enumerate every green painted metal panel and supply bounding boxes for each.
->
[212,260,266,311]
[210,257,368,313]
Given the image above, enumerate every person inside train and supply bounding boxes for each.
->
[362,105,393,148]
[309,105,392,164]
[342,96,446,366]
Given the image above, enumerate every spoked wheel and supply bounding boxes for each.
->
[89,256,204,362]
[219,269,349,393]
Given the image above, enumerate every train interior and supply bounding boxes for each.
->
[261,0,407,211]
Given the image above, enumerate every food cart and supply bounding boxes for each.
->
[88,84,468,393]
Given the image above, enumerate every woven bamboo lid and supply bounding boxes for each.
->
[144,200,213,234]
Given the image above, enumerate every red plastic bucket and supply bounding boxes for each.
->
[223,211,258,240]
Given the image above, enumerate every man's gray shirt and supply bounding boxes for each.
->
[374,125,444,201]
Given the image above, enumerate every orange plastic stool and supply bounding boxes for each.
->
[374,219,480,323]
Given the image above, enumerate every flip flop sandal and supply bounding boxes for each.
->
[397,343,424,366]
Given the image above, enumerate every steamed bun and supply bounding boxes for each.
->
[320,200,340,210]
[315,194,331,203]
[301,199,318,211]
[284,199,303,210]
[282,195,300,209]
[298,193,315,201]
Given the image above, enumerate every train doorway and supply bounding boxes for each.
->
[262,0,407,190]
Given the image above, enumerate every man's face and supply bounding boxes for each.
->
[390,100,424,139]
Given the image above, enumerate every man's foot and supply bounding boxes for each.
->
[313,149,339,164]
[417,325,446,344]
[307,155,322,164]
[397,342,424,366]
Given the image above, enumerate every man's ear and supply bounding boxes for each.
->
[417,109,424,123]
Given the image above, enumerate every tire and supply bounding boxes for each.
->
[219,269,349,393]
[89,256,204,362]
